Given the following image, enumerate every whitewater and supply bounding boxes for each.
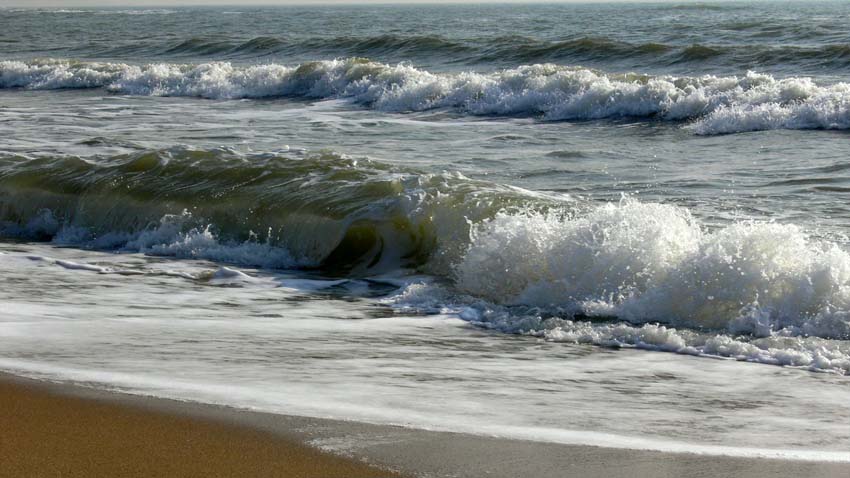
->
[3,58,850,134]
[1,1,849,461]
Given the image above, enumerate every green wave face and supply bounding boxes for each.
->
[0,148,561,274]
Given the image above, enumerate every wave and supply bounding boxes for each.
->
[471,36,674,65]
[0,147,555,274]
[394,278,850,375]
[148,34,473,60]
[52,33,850,70]
[2,58,849,134]
[10,24,850,71]
[2,148,849,371]
[393,198,850,374]
[455,199,850,340]
[12,8,176,15]
[664,3,727,10]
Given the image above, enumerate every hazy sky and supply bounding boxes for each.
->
[2,0,662,6]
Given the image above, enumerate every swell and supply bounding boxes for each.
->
[2,58,849,134]
[148,35,473,60]
[63,35,850,70]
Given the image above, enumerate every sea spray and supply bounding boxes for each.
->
[454,198,850,341]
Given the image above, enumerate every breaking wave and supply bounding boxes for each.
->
[2,147,849,372]
[2,58,848,134]
[394,199,850,374]
[455,199,850,340]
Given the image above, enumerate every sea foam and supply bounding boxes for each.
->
[388,197,850,374]
[455,198,850,341]
[2,58,848,134]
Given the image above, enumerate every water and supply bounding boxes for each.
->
[1,2,849,460]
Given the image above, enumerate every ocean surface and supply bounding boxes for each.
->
[1,1,849,461]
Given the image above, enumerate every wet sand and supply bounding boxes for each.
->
[0,375,400,478]
[2,372,848,478]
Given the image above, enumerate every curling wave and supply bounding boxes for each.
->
[2,148,849,371]
[0,147,557,273]
[1,58,848,134]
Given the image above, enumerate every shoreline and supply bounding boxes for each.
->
[3,372,849,478]
[0,372,402,478]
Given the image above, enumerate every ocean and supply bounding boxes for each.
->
[1,1,849,461]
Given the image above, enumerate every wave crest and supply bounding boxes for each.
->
[2,58,848,134]
[455,198,850,341]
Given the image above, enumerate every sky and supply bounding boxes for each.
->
[1,0,667,6]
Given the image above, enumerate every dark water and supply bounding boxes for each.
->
[3,2,850,76]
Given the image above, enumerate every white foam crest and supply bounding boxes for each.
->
[388,281,850,374]
[454,198,850,343]
[15,8,176,14]
[0,60,123,89]
[32,9,89,14]
[538,320,850,373]
[529,315,850,374]
[96,9,176,15]
[25,255,114,274]
[132,216,310,269]
[31,210,309,270]
[691,83,850,134]
[9,252,306,286]
[3,59,849,133]
[209,266,251,281]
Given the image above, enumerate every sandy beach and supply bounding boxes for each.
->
[2,372,848,478]
[0,374,401,478]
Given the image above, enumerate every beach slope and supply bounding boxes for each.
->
[0,377,400,478]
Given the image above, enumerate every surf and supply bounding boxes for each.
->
[2,58,848,135]
[2,147,849,368]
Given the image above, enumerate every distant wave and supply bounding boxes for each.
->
[664,3,729,11]
[9,8,176,15]
[151,34,473,59]
[2,58,848,134]
[41,33,850,70]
